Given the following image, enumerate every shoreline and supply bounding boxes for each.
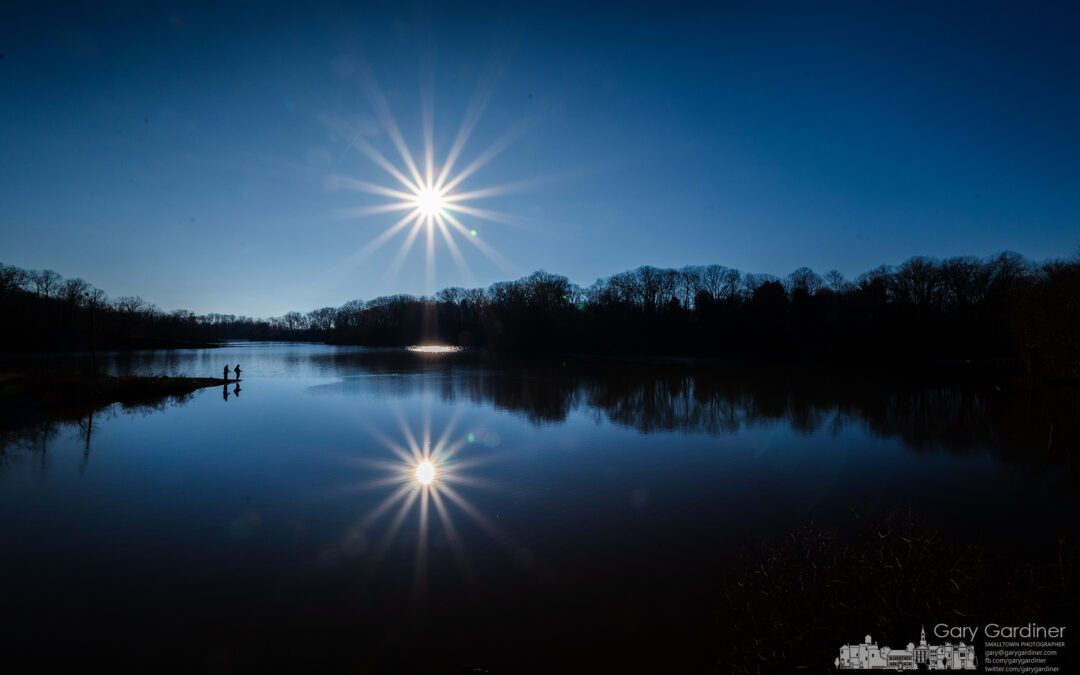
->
[0,373,238,429]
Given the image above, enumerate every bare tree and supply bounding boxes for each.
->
[85,287,107,309]
[893,257,941,307]
[718,267,741,300]
[30,269,62,298]
[657,268,680,308]
[741,272,778,299]
[462,288,486,308]
[699,265,724,298]
[786,267,824,295]
[59,278,90,306]
[307,307,336,331]
[634,266,662,310]
[988,250,1031,293]
[520,270,572,312]
[700,265,742,300]
[335,299,365,329]
[0,263,27,295]
[675,266,702,308]
[436,287,464,305]
[824,269,846,293]
[939,256,989,306]
[114,296,146,315]
[282,311,307,331]
[605,270,638,307]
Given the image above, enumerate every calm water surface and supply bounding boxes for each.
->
[1,343,1077,672]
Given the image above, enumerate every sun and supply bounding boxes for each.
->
[413,186,446,218]
[324,70,534,288]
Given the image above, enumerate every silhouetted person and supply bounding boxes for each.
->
[223,364,229,381]
[234,363,241,381]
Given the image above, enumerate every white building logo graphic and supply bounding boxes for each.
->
[836,626,977,670]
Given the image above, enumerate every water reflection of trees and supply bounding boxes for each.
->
[594,373,1075,467]
[317,352,1078,471]
[0,392,196,472]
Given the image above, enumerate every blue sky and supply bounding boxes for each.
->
[1,1,1077,316]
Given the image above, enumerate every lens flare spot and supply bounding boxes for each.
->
[416,460,436,485]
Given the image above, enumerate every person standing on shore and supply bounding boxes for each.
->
[223,364,229,381]
[234,364,241,381]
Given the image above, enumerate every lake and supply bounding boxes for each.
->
[1,342,1077,672]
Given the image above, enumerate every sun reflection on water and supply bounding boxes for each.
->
[406,345,462,354]
[415,459,436,485]
[336,407,516,601]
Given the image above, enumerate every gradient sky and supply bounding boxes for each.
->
[2,1,1078,317]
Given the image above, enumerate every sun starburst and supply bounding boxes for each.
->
[330,406,518,601]
[325,69,539,290]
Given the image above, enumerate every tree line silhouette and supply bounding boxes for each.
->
[1,249,1077,375]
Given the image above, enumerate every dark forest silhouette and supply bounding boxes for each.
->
[1,250,1078,376]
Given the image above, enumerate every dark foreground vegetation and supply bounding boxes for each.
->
[3,249,1078,375]
[721,509,1077,673]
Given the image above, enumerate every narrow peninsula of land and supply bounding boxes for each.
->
[1,372,237,430]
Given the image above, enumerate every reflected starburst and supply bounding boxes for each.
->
[337,407,513,601]
[326,69,538,289]
[415,459,435,485]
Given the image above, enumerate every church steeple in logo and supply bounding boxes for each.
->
[836,628,976,669]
